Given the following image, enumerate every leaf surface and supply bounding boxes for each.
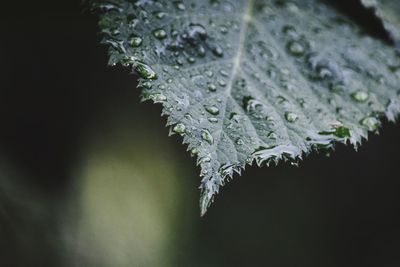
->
[92,0,400,215]
[360,0,400,45]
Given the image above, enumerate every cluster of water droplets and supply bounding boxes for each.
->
[94,0,400,215]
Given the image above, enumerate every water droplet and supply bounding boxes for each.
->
[154,11,166,19]
[201,130,214,144]
[207,83,217,92]
[205,70,213,77]
[186,23,207,41]
[218,80,227,87]
[144,93,167,102]
[282,25,296,34]
[141,81,152,89]
[173,123,186,135]
[187,57,196,64]
[197,45,206,57]
[219,70,229,77]
[267,132,278,140]
[129,36,143,47]
[236,138,244,145]
[176,58,184,65]
[175,1,185,10]
[204,105,220,115]
[135,62,157,80]
[360,116,380,131]
[332,126,350,138]
[96,3,123,12]
[212,45,224,57]
[351,90,369,102]
[190,148,199,157]
[220,25,228,34]
[153,28,167,39]
[287,41,305,56]
[319,126,351,139]
[285,112,298,122]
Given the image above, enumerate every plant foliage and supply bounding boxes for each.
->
[92,0,400,215]
[360,0,400,46]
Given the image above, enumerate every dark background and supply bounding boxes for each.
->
[0,1,400,266]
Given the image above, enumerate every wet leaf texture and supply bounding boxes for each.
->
[92,0,400,215]
[360,0,400,46]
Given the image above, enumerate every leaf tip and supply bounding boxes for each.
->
[199,193,211,217]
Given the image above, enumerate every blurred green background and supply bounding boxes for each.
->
[1,1,400,266]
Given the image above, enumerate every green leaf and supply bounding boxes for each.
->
[360,0,400,45]
[92,0,400,216]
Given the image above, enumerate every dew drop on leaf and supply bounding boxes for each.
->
[134,62,157,80]
[212,45,224,57]
[351,90,369,102]
[186,23,207,41]
[285,112,298,122]
[153,28,167,39]
[218,80,227,87]
[287,40,305,56]
[129,36,143,47]
[174,1,185,11]
[204,105,220,115]
[173,123,186,135]
[207,83,217,92]
[201,129,214,144]
[360,116,380,131]
[154,11,166,19]
[141,81,152,89]
[236,138,244,145]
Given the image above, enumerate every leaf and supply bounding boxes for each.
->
[360,0,400,46]
[92,0,400,216]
